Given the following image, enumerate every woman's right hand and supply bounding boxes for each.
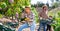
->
[25,17,30,22]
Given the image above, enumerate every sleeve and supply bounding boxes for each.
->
[21,13,25,18]
[20,13,25,21]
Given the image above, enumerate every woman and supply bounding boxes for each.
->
[18,6,36,31]
[38,5,48,31]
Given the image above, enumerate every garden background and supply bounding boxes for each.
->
[0,0,60,31]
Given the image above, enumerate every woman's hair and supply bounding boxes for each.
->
[49,16,52,18]
[42,5,48,10]
[22,6,31,12]
[25,6,30,8]
[25,6,31,10]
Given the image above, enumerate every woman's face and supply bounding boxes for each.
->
[43,7,48,12]
[25,8,30,13]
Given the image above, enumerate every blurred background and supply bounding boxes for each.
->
[0,0,60,31]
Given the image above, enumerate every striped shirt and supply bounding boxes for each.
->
[21,11,35,22]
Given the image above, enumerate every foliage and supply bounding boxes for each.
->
[31,1,49,8]
[56,0,59,2]
[55,26,60,31]
[0,2,7,9]
[37,2,44,7]
[58,11,60,17]
[48,10,60,31]
[31,7,39,23]
[54,18,60,31]
[5,8,12,17]
[0,14,3,18]
[0,0,31,19]
[52,2,59,8]
[31,2,45,7]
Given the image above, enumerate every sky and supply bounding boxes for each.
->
[31,0,56,6]
[31,0,51,4]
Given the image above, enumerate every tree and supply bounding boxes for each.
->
[0,0,31,20]
[50,0,54,3]
[46,1,49,7]
[56,0,59,2]
[31,1,44,7]
[37,2,44,7]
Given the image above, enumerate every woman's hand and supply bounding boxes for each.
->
[25,17,31,22]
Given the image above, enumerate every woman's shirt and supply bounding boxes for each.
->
[39,11,48,19]
[21,11,35,22]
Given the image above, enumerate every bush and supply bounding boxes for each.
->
[5,8,12,17]
[55,26,60,31]
[31,7,39,23]
[0,14,3,18]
